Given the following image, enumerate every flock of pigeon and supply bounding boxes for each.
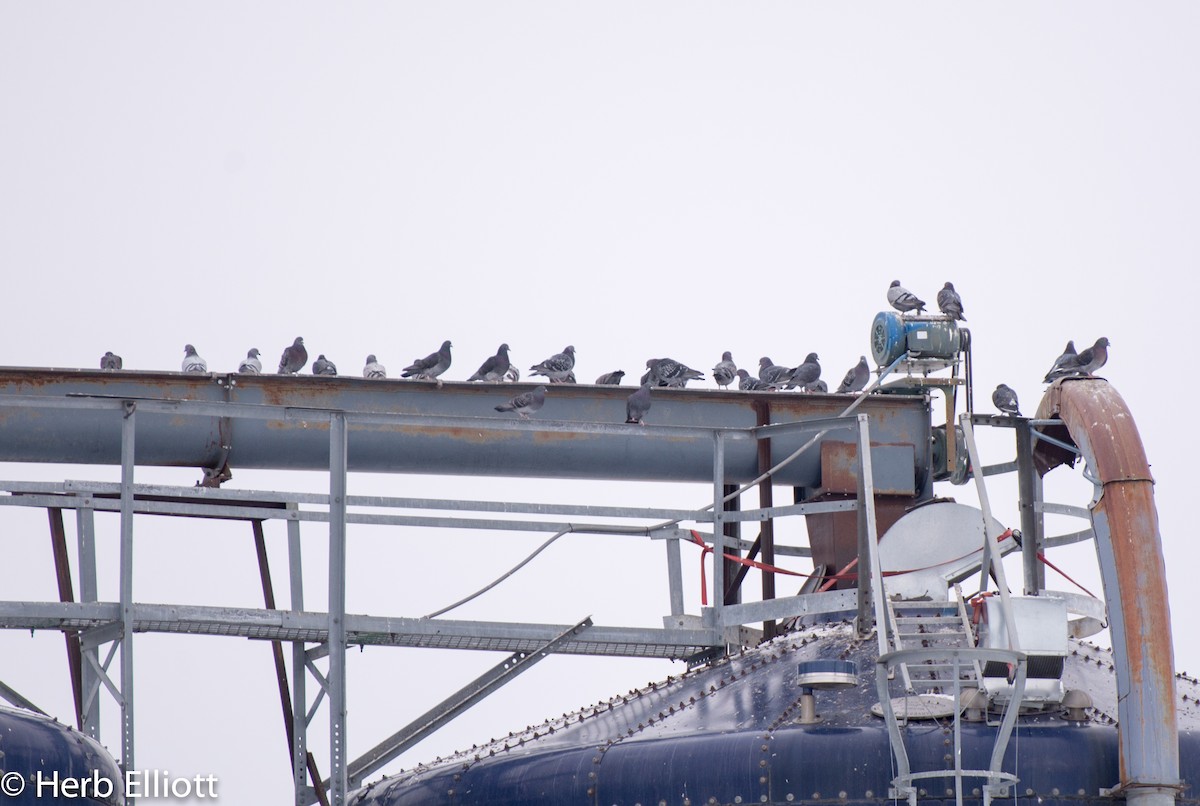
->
[94,281,1109,426]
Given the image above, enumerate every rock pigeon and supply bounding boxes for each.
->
[887,280,926,315]
[529,346,576,383]
[238,348,262,374]
[807,379,829,393]
[784,353,821,390]
[712,352,737,389]
[100,351,123,370]
[312,355,337,376]
[595,370,625,385]
[937,282,967,321]
[626,382,652,425]
[495,385,546,419]
[993,383,1021,416]
[278,337,307,375]
[402,340,453,384]
[837,356,870,394]
[363,355,387,379]
[646,358,704,388]
[467,343,512,382]
[504,366,521,383]
[182,344,207,373]
[1075,337,1110,375]
[737,369,776,391]
[758,357,794,387]
[1042,340,1078,383]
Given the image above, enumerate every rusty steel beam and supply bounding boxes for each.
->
[1035,378,1180,806]
[48,508,84,730]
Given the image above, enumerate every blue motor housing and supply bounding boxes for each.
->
[871,311,964,367]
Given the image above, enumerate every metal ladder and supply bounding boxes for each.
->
[885,586,983,700]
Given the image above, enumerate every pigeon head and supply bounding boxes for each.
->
[184,344,196,354]
[943,281,955,290]
[249,348,260,358]
[366,354,377,363]
[498,343,510,352]
[890,280,901,288]
[1096,337,1110,348]
[294,337,304,346]
[722,351,733,361]
[806,352,819,362]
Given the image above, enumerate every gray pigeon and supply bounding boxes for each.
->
[495,385,546,419]
[1075,337,1110,375]
[646,358,704,388]
[504,366,521,383]
[278,337,307,374]
[1042,340,1078,382]
[363,355,387,379]
[312,355,337,376]
[595,370,625,385]
[836,356,870,394]
[402,340,453,384]
[807,379,829,393]
[238,348,262,374]
[887,280,926,314]
[712,351,737,389]
[937,282,967,321]
[182,344,207,373]
[993,383,1021,416]
[737,369,776,391]
[784,353,821,390]
[100,351,123,370]
[758,357,794,387]
[529,346,576,383]
[626,382,652,425]
[467,343,511,382]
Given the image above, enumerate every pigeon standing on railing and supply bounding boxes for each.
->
[1076,337,1110,375]
[626,382,652,425]
[529,346,576,383]
[495,385,546,419]
[1042,340,1078,382]
[837,356,870,394]
[278,337,307,375]
[363,355,387,379]
[712,352,737,389]
[937,282,967,321]
[182,344,207,373]
[758,357,794,387]
[312,355,337,376]
[887,280,926,314]
[238,349,262,374]
[402,340,453,385]
[645,358,704,388]
[785,353,821,391]
[467,344,511,382]
[100,351,123,370]
[594,370,625,385]
[737,369,775,391]
[993,384,1021,416]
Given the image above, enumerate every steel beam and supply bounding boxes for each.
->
[328,413,349,804]
[119,403,136,772]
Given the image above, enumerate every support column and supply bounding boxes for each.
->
[1015,420,1045,594]
[327,414,349,804]
[119,402,136,772]
[710,431,725,629]
[289,509,310,806]
[76,506,100,739]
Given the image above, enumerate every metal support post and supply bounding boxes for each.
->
[664,532,685,617]
[119,402,136,771]
[855,416,888,659]
[327,413,349,804]
[711,431,726,631]
[48,508,83,730]
[755,402,775,639]
[76,505,100,739]
[1015,420,1045,594]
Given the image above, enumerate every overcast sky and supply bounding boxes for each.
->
[2,3,1197,802]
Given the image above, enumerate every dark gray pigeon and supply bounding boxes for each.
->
[887,280,926,314]
[837,356,870,394]
[807,379,829,393]
[278,337,307,375]
[1042,340,1078,382]
[993,383,1021,416]
[712,351,737,389]
[758,357,794,387]
[495,385,546,419]
[363,355,386,379]
[529,346,575,383]
[1075,337,1110,375]
[312,355,337,376]
[784,353,821,390]
[238,348,262,374]
[182,344,207,373]
[937,282,967,321]
[646,358,704,388]
[737,369,776,391]
[467,343,511,382]
[402,340,453,384]
[595,370,625,385]
[626,382,652,424]
[100,351,123,370]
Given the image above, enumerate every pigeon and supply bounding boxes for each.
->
[1042,340,1078,383]
[887,280,926,315]
[993,383,1021,416]
[182,344,207,373]
[100,351,123,370]
[758,357,794,387]
[529,346,576,383]
[784,353,821,390]
[712,351,737,389]
[937,282,967,321]
[595,370,625,385]
[626,382,652,425]
[504,366,521,383]
[1075,337,1110,375]
[467,343,512,382]
[495,385,546,419]
[737,369,776,391]
[238,348,262,374]
[278,337,307,375]
[312,355,337,376]
[807,379,829,393]
[645,358,704,388]
[837,356,870,394]
[363,355,387,379]
[402,340,453,384]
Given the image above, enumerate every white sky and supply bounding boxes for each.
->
[1,3,1197,802]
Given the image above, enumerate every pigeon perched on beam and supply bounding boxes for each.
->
[363,355,387,379]
[737,369,776,391]
[495,385,546,419]
[993,384,1021,416]
[529,346,576,383]
[626,382,652,425]
[467,343,511,382]
[182,344,208,373]
[1042,340,1078,382]
[646,358,704,388]
[1075,337,1110,375]
[594,370,625,385]
[312,355,337,376]
[887,281,926,314]
[837,356,870,394]
[403,340,453,385]
[100,351,123,370]
[784,353,821,391]
[758,357,794,387]
[238,348,262,374]
[278,337,307,375]
[712,352,737,389]
[937,282,966,321]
